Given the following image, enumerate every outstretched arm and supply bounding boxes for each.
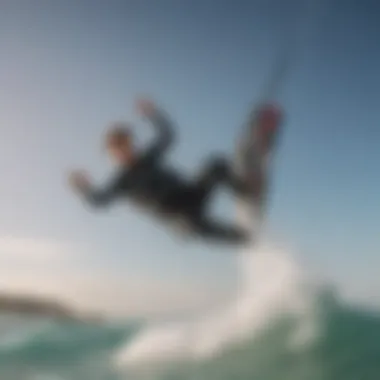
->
[68,171,118,208]
[136,99,175,160]
[83,186,117,207]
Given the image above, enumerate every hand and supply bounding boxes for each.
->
[68,170,92,194]
[135,98,157,117]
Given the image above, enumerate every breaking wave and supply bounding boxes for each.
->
[1,242,380,380]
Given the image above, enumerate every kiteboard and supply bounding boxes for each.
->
[234,103,283,235]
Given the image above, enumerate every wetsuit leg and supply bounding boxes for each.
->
[163,156,251,217]
[196,218,250,245]
[159,157,254,244]
[195,156,251,197]
[187,157,256,244]
[159,182,249,243]
[160,183,206,217]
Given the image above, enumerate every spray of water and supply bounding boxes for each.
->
[115,238,322,368]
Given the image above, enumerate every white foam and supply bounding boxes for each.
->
[115,240,321,368]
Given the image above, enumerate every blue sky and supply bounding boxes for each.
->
[0,0,379,315]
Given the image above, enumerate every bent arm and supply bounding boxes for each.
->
[143,108,175,160]
[78,176,123,208]
[69,171,125,208]
[81,186,117,207]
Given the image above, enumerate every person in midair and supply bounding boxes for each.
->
[69,98,280,245]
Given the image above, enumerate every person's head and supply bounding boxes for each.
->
[105,122,135,165]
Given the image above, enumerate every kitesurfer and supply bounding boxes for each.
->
[69,99,276,245]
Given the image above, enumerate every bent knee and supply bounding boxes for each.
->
[203,155,230,174]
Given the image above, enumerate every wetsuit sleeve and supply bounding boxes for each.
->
[79,174,127,207]
[143,109,175,160]
[82,185,117,207]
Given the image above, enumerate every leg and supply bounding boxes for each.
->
[195,217,251,245]
[161,184,205,216]
[195,156,251,198]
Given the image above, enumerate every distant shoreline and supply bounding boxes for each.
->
[0,292,102,323]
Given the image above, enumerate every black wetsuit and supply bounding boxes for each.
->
[83,110,251,245]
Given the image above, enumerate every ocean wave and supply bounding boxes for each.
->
[0,243,379,380]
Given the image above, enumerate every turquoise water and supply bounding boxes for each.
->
[1,249,379,380]
[1,300,380,380]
